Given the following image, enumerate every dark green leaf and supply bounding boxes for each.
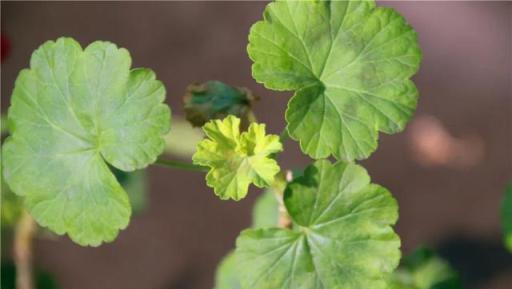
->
[1,261,59,289]
[184,81,256,127]
[389,247,460,289]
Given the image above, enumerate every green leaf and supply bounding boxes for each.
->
[252,170,300,228]
[1,37,171,246]
[193,115,282,201]
[235,160,400,289]
[214,251,243,289]
[184,81,257,128]
[213,190,281,289]
[502,182,512,252]
[213,174,286,289]
[248,0,421,160]
[252,185,284,228]
[252,190,280,228]
[389,247,460,289]
[214,197,278,289]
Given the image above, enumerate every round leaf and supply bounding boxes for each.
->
[236,160,400,289]
[248,0,421,160]
[2,37,171,246]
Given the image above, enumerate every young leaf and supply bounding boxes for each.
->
[502,183,512,252]
[235,160,400,289]
[192,115,282,201]
[248,0,421,160]
[389,247,460,289]
[1,37,171,246]
[184,81,256,127]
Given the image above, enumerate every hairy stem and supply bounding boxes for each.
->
[154,157,207,172]
[14,211,36,289]
[277,198,292,228]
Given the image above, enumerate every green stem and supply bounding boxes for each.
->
[154,157,207,172]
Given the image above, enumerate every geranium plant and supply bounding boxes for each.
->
[1,1,468,289]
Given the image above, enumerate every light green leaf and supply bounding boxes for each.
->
[214,251,242,289]
[163,117,204,159]
[193,115,282,201]
[2,37,171,246]
[389,247,460,289]
[213,189,281,289]
[249,0,421,160]
[252,190,280,228]
[252,178,286,229]
[213,174,286,289]
[213,194,278,289]
[252,170,288,228]
[502,182,512,252]
[184,81,257,128]
[235,160,400,289]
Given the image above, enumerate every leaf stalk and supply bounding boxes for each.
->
[154,157,207,172]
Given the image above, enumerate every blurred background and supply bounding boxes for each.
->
[1,1,511,289]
